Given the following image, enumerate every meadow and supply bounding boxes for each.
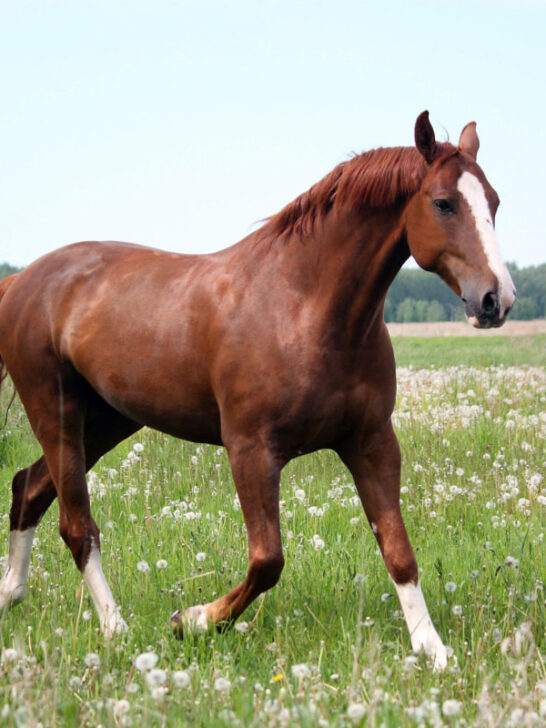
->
[0,336,544,727]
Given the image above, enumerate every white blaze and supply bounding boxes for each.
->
[457,171,515,314]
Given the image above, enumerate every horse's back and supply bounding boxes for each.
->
[0,241,225,442]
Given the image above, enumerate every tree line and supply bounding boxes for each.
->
[385,263,545,322]
[1,261,544,321]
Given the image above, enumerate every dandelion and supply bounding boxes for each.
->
[133,443,144,453]
[442,699,462,717]
[380,593,391,603]
[137,560,150,573]
[156,559,168,570]
[214,676,231,691]
[445,581,457,594]
[172,670,190,688]
[291,663,311,678]
[146,668,168,688]
[84,652,100,668]
[135,652,158,672]
[505,556,520,568]
[347,703,366,722]
[195,552,206,562]
[235,621,249,633]
[2,648,19,663]
[311,534,325,551]
[112,699,130,718]
[452,604,463,616]
[82,609,92,621]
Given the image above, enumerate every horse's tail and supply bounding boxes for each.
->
[0,274,18,393]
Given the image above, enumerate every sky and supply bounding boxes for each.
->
[1,0,545,268]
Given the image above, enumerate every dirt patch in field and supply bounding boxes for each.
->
[387,320,546,337]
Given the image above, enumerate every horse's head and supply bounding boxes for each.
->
[404,111,515,328]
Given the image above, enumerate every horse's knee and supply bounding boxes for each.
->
[250,553,285,592]
[59,514,99,571]
[385,551,418,585]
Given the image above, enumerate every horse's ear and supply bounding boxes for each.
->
[458,121,479,160]
[415,110,437,165]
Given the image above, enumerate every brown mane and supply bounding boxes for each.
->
[261,142,456,241]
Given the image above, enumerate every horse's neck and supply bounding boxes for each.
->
[271,203,410,343]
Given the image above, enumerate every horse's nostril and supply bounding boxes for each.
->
[481,291,498,315]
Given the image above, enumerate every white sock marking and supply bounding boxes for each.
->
[180,604,212,634]
[82,543,127,636]
[457,171,515,315]
[394,580,448,670]
[0,528,36,610]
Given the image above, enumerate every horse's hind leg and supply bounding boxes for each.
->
[338,422,448,670]
[0,457,56,611]
[1,376,139,633]
[172,436,284,635]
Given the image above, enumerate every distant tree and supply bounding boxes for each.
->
[0,263,22,280]
[396,298,416,323]
[512,297,538,320]
[425,300,447,321]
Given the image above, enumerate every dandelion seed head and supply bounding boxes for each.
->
[135,652,158,672]
[84,652,100,668]
[172,670,190,688]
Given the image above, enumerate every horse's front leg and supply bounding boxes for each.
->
[172,437,284,636]
[338,421,448,670]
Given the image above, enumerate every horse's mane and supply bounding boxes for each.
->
[260,142,456,242]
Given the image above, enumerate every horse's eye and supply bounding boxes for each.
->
[433,199,453,214]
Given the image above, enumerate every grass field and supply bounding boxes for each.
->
[0,336,544,727]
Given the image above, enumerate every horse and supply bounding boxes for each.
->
[0,111,515,670]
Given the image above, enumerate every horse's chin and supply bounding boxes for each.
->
[467,314,506,329]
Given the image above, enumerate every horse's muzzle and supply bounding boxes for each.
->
[464,287,516,329]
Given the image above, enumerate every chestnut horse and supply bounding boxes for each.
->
[0,112,514,669]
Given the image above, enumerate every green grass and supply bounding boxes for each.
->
[0,337,544,726]
[392,333,545,368]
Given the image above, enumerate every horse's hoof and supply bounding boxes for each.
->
[171,605,210,639]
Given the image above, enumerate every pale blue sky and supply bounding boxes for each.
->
[1,0,545,267]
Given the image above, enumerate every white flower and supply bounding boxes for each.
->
[135,652,158,672]
[442,699,462,717]
[291,663,311,678]
[347,703,366,722]
[214,676,231,691]
[156,559,168,570]
[172,670,190,688]
[235,621,249,633]
[195,552,206,562]
[505,555,520,568]
[311,534,325,551]
[133,443,144,452]
[82,609,92,621]
[112,699,130,718]
[146,668,167,687]
[452,604,463,616]
[445,581,457,593]
[137,560,150,573]
[2,648,19,663]
[84,652,100,668]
